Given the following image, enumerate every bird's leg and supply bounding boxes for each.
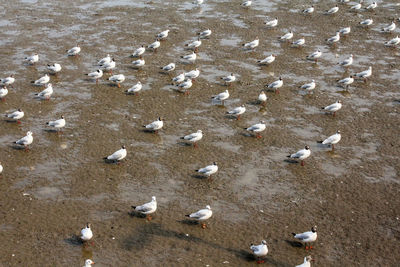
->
[333,112,336,117]
[146,214,152,221]
[110,70,113,75]
[1,98,5,102]
[201,223,206,229]
[24,146,29,152]
[195,47,198,53]
[256,133,262,139]
[236,115,240,120]
[193,143,198,148]
[301,160,305,166]
[154,130,158,134]
[305,243,309,250]
[276,89,280,94]
[96,79,99,85]
[256,257,265,264]
[17,120,21,124]
[117,83,121,88]
[332,144,335,151]
[309,245,314,250]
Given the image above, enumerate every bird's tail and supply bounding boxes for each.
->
[180,137,185,139]
[195,169,199,172]
[317,140,323,143]
[85,73,89,76]
[185,44,189,46]
[31,81,35,83]
[292,233,296,237]
[180,56,184,58]
[46,122,49,125]
[287,155,291,158]
[131,206,136,209]
[185,214,190,217]
[321,107,325,110]
[257,60,261,63]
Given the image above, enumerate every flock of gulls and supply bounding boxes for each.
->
[0,0,398,266]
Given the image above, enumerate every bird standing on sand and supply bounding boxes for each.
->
[103,145,127,163]
[143,117,164,133]
[83,259,95,267]
[131,196,157,221]
[321,100,342,116]
[292,226,317,250]
[0,87,8,101]
[47,63,62,74]
[6,109,24,123]
[14,131,33,150]
[195,162,218,179]
[80,223,93,243]
[227,105,246,120]
[296,256,313,267]
[46,115,66,132]
[86,69,103,84]
[181,130,203,148]
[267,77,283,94]
[287,146,311,166]
[107,74,125,88]
[25,53,39,64]
[258,91,267,106]
[126,81,142,95]
[67,45,81,56]
[250,240,268,264]
[242,37,259,50]
[318,130,341,151]
[186,205,212,228]
[132,45,145,57]
[212,90,230,104]
[245,121,266,138]
[221,74,236,86]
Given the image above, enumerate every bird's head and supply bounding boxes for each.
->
[206,205,211,210]
[261,240,267,245]
[305,145,310,150]
[311,225,317,232]
[152,196,157,201]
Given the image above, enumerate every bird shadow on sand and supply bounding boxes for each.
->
[246,100,261,106]
[43,129,60,133]
[10,144,27,151]
[177,141,192,147]
[128,210,147,219]
[4,119,18,124]
[284,159,299,164]
[191,174,208,180]
[285,239,303,248]
[64,235,84,247]
[178,219,199,226]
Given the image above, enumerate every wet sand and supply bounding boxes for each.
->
[0,0,400,266]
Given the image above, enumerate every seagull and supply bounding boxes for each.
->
[325,5,339,14]
[97,54,111,65]
[186,205,213,228]
[321,100,342,116]
[287,145,311,166]
[350,0,363,10]
[103,145,127,163]
[185,38,202,52]
[143,117,164,133]
[132,45,145,57]
[326,32,340,44]
[86,69,103,84]
[132,56,145,68]
[306,50,322,62]
[258,91,267,106]
[46,115,65,132]
[177,79,192,94]
[292,38,305,47]
[339,26,351,35]
[160,63,175,72]
[267,77,283,94]
[250,240,268,264]
[265,17,278,28]
[299,79,316,93]
[365,1,377,10]
[132,196,157,220]
[258,54,275,65]
[107,74,125,88]
[172,72,185,84]
[296,256,313,267]
[180,130,203,148]
[338,54,353,67]
[67,45,81,56]
[14,131,33,150]
[126,81,142,95]
[148,39,161,52]
[83,259,95,267]
[381,21,396,33]
[212,90,229,104]
[31,74,50,86]
[35,83,53,100]
[337,76,354,89]
[0,87,8,101]
[242,37,259,50]
[221,73,236,86]
[25,53,39,64]
[1,75,15,86]
[47,63,62,74]
[195,162,218,179]
[354,66,372,81]
[360,18,373,26]
[302,5,314,14]
[227,105,246,120]
[244,121,266,138]
[181,51,197,63]
[292,226,317,250]
[198,29,212,39]
[80,223,93,243]
[156,29,170,40]
[100,58,116,74]
[385,36,400,47]
[184,68,200,80]
[193,0,204,5]
[6,109,24,123]
[318,130,341,151]
[241,0,252,7]
[279,31,293,41]
[0,162,2,176]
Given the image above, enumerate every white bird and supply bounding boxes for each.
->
[318,130,342,151]
[86,69,103,83]
[245,121,266,138]
[242,37,259,50]
[198,29,212,38]
[25,53,39,64]
[350,0,362,10]
[156,29,170,40]
[148,39,161,51]
[287,146,311,166]
[104,145,127,163]
[258,91,267,105]
[241,0,252,7]
[0,162,3,176]
[299,80,316,93]
[339,26,351,35]
[296,256,313,267]
[321,100,342,116]
[181,51,197,63]
[31,74,50,86]
[279,31,293,41]
[195,162,218,179]
[250,240,268,263]
[35,83,53,100]
[1,75,15,86]
[132,45,146,57]
[265,17,278,28]
[325,5,339,14]
[172,72,185,84]
[184,68,200,80]
[221,73,236,86]
[107,74,125,88]
[267,77,283,94]
[354,66,372,81]
[258,54,275,65]
[302,5,314,14]
[0,87,8,100]
[212,90,229,104]
[83,259,95,267]
[227,105,246,120]
[47,63,62,74]
[338,54,353,67]
[365,1,377,10]
[126,81,142,95]
[306,50,322,62]
[143,117,164,133]
[67,45,81,56]
[80,223,93,242]
[46,115,66,131]
[14,131,33,150]
[385,36,400,47]
[186,205,213,228]
[193,0,204,5]
[360,18,373,26]
[6,109,24,123]
[132,196,157,220]
[177,79,192,93]
[185,38,202,51]
[180,130,203,148]
[337,76,354,88]
[100,59,116,73]
[292,226,318,249]
[160,63,175,72]
[132,57,145,68]
[97,54,111,65]
[326,32,340,44]
[292,38,305,47]
[339,0,350,2]
[381,21,396,33]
